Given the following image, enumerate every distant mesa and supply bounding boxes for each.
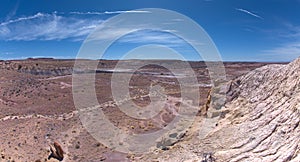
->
[26,57,55,60]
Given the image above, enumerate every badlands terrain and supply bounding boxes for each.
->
[0,58,298,161]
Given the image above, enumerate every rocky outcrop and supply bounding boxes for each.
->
[142,58,300,162]
[0,60,73,76]
[48,141,65,161]
[211,58,300,161]
[19,67,73,76]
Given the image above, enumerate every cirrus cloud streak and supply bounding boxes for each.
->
[0,12,103,41]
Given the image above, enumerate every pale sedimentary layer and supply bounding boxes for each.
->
[141,58,300,162]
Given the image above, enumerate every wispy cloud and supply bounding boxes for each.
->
[261,22,300,61]
[236,8,263,20]
[0,12,45,26]
[119,30,188,47]
[0,9,199,52]
[0,51,15,60]
[88,24,201,49]
[280,23,300,38]
[263,43,300,55]
[87,25,187,46]
[0,10,152,41]
[70,10,150,15]
[1,51,14,55]
[262,42,300,61]
[0,12,103,41]
[5,0,20,21]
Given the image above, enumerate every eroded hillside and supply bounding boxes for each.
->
[141,58,300,162]
[0,58,286,161]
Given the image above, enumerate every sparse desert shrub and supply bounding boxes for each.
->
[17,64,22,70]
[95,142,101,147]
[75,144,80,149]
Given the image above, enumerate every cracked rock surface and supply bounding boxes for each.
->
[141,58,300,162]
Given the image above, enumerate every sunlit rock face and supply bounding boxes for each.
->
[141,58,300,162]
[212,57,300,161]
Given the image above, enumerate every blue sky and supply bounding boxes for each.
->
[0,0,300,61]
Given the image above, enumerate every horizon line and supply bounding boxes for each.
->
[0,57,291,63]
